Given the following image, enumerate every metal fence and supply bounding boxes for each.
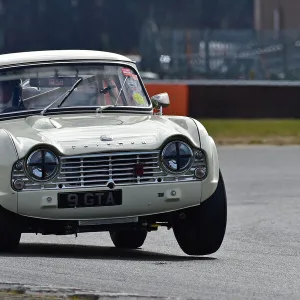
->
[139,29,300,80]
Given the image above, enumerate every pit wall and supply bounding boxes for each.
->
[144,80,300,118]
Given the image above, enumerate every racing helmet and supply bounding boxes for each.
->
[0,79,24,112]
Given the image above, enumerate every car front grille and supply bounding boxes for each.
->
[12,151,199,191]
[59,152,161,187]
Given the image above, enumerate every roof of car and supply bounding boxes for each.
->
[0,50,133,68]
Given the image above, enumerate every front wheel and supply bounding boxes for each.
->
[109,230,147,249]
[0,212,21,252]
[173,170,227,255]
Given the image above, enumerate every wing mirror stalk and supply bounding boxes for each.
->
[150,93,170,115]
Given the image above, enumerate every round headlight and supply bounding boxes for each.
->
[26,149,59,181]
[161,141,193,173]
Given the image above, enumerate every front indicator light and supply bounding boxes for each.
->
[15,161,23,171]
[195,166,207,180]
[194,151,204,160]
[13,179,25,191]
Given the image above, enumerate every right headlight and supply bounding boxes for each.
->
[25,149,60,182]
[161,141,194,173]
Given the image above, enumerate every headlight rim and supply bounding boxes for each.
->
[25,148,60,182]
[160,140,194,174]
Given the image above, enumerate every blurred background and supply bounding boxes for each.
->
[0,0,300,81]
[1,0,300,144]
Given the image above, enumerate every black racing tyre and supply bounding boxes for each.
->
[109,230,148,249]
[173,170,227,256]
[0,211,21,252]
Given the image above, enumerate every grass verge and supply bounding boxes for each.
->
[199,119,300,145]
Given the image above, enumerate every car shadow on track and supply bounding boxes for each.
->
[2,243,216,261]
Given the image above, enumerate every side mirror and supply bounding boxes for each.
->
[150,93,170,109]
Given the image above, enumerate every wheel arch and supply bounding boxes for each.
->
[0,129,19,213]
[190,118,220,202]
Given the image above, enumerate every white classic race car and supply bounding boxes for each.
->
[0,50,227,255]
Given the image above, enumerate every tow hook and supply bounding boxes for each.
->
[142,222,160,232]
[150,224,159,231]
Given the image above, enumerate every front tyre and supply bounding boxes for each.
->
[109,230,147,249]
[173,170,227,255]
[0,211,21,252]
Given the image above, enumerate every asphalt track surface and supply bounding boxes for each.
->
[0,146,300,299]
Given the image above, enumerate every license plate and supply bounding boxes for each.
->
[58,190,122,209]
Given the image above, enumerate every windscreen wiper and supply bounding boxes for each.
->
[95,84,117,113]
[95,105,115,113]
[40,78,83,115]
[114,76,128,106]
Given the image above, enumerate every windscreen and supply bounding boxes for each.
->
[0,63,150,115]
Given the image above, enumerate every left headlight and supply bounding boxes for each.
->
[25,149,60,181]
[161,141,194,173]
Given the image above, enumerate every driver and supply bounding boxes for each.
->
[76,75,120,106]
[96,74,120,106]
[0,80,25,113]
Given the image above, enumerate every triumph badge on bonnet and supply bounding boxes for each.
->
[100,135,113,141]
